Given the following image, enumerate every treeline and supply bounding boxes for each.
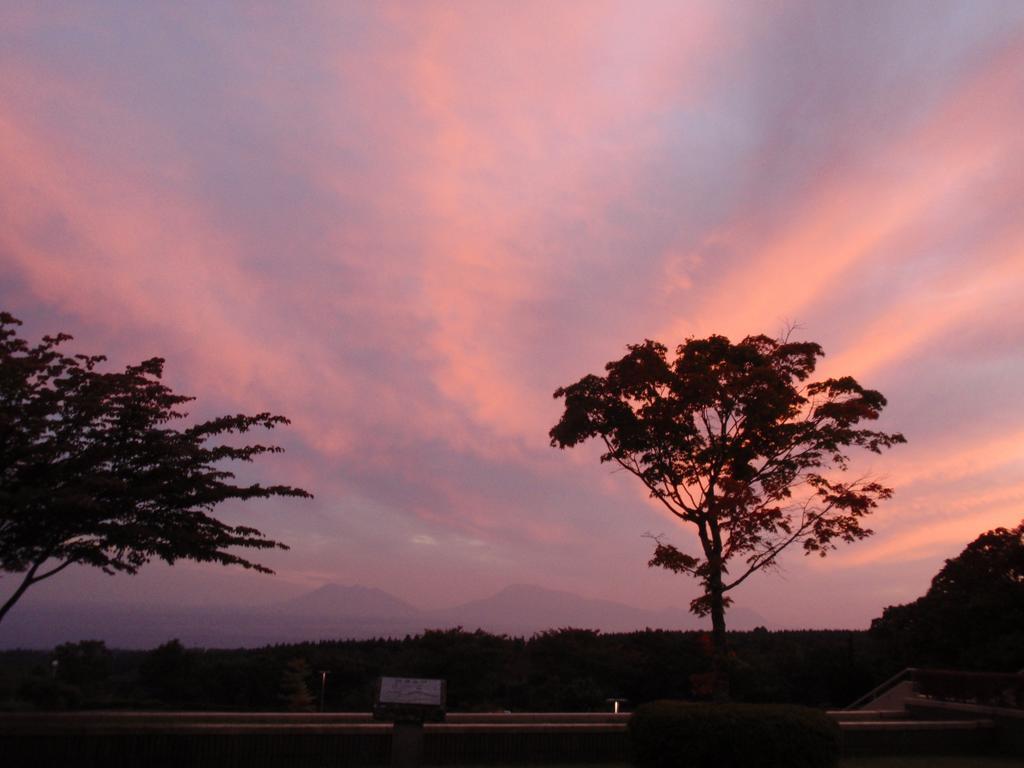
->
[870,520,1024,673]
[1,628,901,712]
[4,521,1021,713]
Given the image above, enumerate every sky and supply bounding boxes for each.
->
[2,1,1023,630]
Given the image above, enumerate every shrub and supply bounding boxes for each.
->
[16,677,83,710]
[629,700,841,768]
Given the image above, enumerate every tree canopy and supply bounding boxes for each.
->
[871,520,1024,670]
[0,311,312,623]
[550,334,904,694]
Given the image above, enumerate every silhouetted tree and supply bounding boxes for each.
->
[279,658,316,711]
[872,520,1024,670]
[139,639,197,702]
[550,334,904,697]
[0,628,900,711]
[0,311,312,623]
[54,640,111,696]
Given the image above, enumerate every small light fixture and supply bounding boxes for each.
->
[318,670,330,712]
[606,697,627,714]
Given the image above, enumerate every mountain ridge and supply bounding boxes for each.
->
[276,583,420,618]
[0,581,769,649]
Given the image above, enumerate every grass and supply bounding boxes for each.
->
[428,761,1021,768]
[426,761,1021,768]
[841,759,1022,768]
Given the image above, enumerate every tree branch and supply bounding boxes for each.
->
[32,558,77,583]
[720,476,875,593]
[602,436,693,519]
[0,557,48,624]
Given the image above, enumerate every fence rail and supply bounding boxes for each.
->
[915,669,1024,709]
[3,705,1015,766]
[0,714,632,768]
[847,668,1024,711]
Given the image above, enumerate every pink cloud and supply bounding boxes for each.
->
[3,3,1024,624]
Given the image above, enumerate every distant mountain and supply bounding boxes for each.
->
[428,583,707,633]
[0,597,421,650]
[0,583,767,649]
[277,584,419,618]
[709,605,768,631]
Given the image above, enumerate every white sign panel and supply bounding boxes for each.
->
[378,677,444,707]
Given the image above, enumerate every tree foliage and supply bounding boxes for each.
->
[549,334,904,690]
[1,627,892,712]
[54,640,112,692]
[872,520,1024,670]
[139,639,195,702]
[279,657,316,712]
[0,311,311,623]
[629,701,841,768]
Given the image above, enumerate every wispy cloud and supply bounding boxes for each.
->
[2,1,1023,625]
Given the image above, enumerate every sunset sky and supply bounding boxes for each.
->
[2,1,1023,629]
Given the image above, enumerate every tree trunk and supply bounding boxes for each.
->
[0,565,39,625]
[703,514,730,702]
[0,557,73,625]
[708,572,730,702]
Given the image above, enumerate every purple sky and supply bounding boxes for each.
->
[2,1,1024,629]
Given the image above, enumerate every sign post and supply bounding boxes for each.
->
[373,677,446,768]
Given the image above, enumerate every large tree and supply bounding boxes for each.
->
[550,335,904,696]
[871,520,1024,670]
[0,311,312,624]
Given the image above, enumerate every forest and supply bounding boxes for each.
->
[0,628,880,712]
[0,617,1017,714]
[3,520,1021,713]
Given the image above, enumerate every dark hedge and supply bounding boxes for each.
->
[628,700,841,768]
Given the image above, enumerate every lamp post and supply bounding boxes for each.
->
[605,697,627,714]
[318,670,329,712]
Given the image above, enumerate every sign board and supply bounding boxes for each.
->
[374,677,446,722]
[378,677,445,707]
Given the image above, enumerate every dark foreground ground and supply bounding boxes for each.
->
[454,762,1022,768]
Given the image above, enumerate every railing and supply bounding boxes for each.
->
[0,713,632,767]
[915,669,1024,709]
[845,668,917,710]
[3,705,1015,765]
[846,668,1024,711]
